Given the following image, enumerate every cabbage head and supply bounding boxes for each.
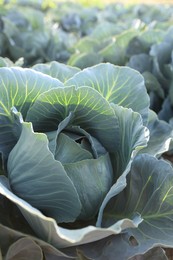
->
[1,62,173,259]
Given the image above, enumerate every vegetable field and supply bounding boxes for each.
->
[1,1,173,259]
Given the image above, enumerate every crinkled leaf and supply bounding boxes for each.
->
[97,105,149,226]
[32,61,80,82]
[66,63,149,125]
[64,153,113,220]
[26,86,120,153]
[7,122,81,223]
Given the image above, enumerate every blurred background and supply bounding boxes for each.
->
[1,0,173,7]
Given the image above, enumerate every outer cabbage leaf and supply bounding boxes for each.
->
[63,234,168,260]
[5,237,43,260]
[32,61,80,82]
[96,105,149,226]
[128,154,173,249]
[0,67,63,118]
[100,154,173,256]
[0,191,35,236]
[0,67,63,158]
[0,224,75,260]
[7,122,81,223]
[65,63,149,125]
[0,57,23,67]
[70,154,173,259]
[130,247,168,260]
[0,180,142,248]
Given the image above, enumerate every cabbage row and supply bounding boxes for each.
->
[1,1,173,260]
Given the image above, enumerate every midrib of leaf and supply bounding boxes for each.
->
[133,175,152,213]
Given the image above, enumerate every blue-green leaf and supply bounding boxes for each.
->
[0,67,63,119]
[67,52,103,69]
[26,86,120,153]
[55,132,93,163]
[0,224,75,259]
[0,180,141,248]
[97,105,149,226]
[141,110,173,157]
[64,153,113,220]
[7,122,81,223]
[68,233,167,260]
[66,63,149,125]
[5,237,43,260]
[0,108,23,160]
[32,61,80,82]
[0,67,63,158]
[102,153,173,252]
